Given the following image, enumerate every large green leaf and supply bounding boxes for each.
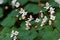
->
[24,4,40,14]
[1,17,16,27]
[1,10,19,27]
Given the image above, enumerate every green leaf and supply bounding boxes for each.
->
[24,4,40,14]
[20,21,26,30]
[1,10,19,27]
[37,25,53,31]
[54,9,60,27]
[43,25,53,31]
[0,8,3,18]
[30,21,37,26]
[0,27,11,40]
[55,13,60,20]
[29,0,40,2]
[17,0,28,5]
[2,34,12,40]
[42,29,60,40]
[1,17,16,27]
[54,20,60,27]
[53,20,60,32]
[41,7,47,12]
[17,21,38,40]
[8,10,19,17]
[18,28,37,40]
[0,27,11,35]
[53,8,60,33]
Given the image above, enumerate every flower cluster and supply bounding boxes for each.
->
[25,15,34,30]
[48,6,55,25]
[39,2,56,26]
[19,8,27,19]
[10,30,19,40]
[15,2,56,30]
[16,8,27,20]
[25,20,31,30]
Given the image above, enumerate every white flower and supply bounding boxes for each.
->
[40,16,48,26]
[11,0,17,6]
[22,12,27,17]
[49,20,52,25]
[16,15,19,17]
[50,15,56,20]
[11,0,20,8]
[19,8,27,17]
[40,10,43,13]
[35,18,40,23]
[35,25,38,28]
[19,18,21,20]
[25,21,31,26]
[21,16,26,19]
[14,31,19,35]
[41,13,44,18]
[26,26,30,30]
[40,22,44,26]
[28,15,33,21]
[44,2,51,9]
[15,2,20,8]
[11,30,14,37]
[0,0,3,4]
[5,6,8,10]
[49,7,55,14]
[58,38,60,40]
[43,16,48,22]
[40,10,44,18]
[13,36,17,40]
[19,8,25,14]
[10,30,19,38]
[13,0,17,2]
